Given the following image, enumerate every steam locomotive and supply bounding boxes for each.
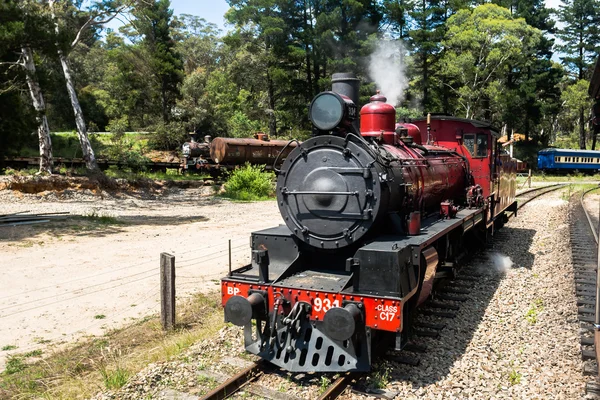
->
[221,73,517,372]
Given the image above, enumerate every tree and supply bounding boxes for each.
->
[132,0,183,124]
[440,4,541,120]
[558,79,593,147]
[0,0,58,173]
[47,0,129,171]
[0,1,38,170]
[556,0,600,148]
[556,0,600,80]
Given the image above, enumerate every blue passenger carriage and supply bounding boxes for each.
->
[537,148,600,172]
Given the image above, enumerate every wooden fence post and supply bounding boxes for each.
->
[528,169,532,188]
[160,252,176,331]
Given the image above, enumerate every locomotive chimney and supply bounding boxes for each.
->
[332,73,360,133]
[331,73,359,106]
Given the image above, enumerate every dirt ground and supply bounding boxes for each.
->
[0,182,282,370]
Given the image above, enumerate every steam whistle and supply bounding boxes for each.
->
[427,113,432,145]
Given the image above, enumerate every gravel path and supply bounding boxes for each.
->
[0,183,282,370]
[91,189,590,399]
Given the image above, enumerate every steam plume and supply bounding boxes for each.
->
[368,40,409,107]
[490,252,514,273]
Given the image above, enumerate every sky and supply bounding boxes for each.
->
[107,0,562,35]
[169,0,230,31]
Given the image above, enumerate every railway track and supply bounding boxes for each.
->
[569,185,600,395]
[199,360,357,400]
[4,156,183,172]
[198,184,571,400]
[514,183,567,210]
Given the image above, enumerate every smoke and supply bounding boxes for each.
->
[368,40,409,107]
[490,253,514,273]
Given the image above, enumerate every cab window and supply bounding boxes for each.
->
[463,133,489,158]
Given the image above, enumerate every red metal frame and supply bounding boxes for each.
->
[221,280,403,332]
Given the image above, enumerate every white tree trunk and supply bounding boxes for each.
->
[49,0,98,171]
[58,49,98,170]
[22,46,53,174]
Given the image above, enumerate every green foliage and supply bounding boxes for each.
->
[4,357,26,375]
[23,350,42,358]
[132,0,184,124]
[106,117,129,142]
[525,299,543,324]
[227,111,262,138]
[148,121,187,150]
[369,364,391,389]
[559,80,592,130]
[319,376,331,394]
[1,345,17,351]
[508,369,522,385]
[100,366,129,390]
[221,163,275,201]
[441,4,541,120]
[82,211,120,225]
[556,0,600,79]
[0,0,595,159]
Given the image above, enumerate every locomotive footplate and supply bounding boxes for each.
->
[275,270,352,292]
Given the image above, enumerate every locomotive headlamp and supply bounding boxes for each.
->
[309,91,357,131]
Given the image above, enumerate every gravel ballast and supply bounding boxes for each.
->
[88,189,591,400]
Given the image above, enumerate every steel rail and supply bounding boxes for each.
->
[581,186,600,244]
[580,185,600,378]
[199,361,265,400]
[316,373,357,400]
[515,183,563,197]
[515,183,568,210]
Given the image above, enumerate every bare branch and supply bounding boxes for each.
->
[71,4,129,48]
[0,52,26,69]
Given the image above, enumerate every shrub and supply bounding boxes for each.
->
[222,163,275,201]
[106,117,128,143]
[117,150,151,172]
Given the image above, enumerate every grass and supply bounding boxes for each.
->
[103,167,210,181]
[23,350,42,358]
[558,183,600,201]
[81,211,121,225]
[1,345,17,351]
[517,172,600,185]
[319,376,331,394]
[525,298,544,324]
[0,292,224,399]
[368,364,391,389]
[16,132,149,159]
[94,315,107,320]
[508,369,522,385]
[4,357,26,375]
